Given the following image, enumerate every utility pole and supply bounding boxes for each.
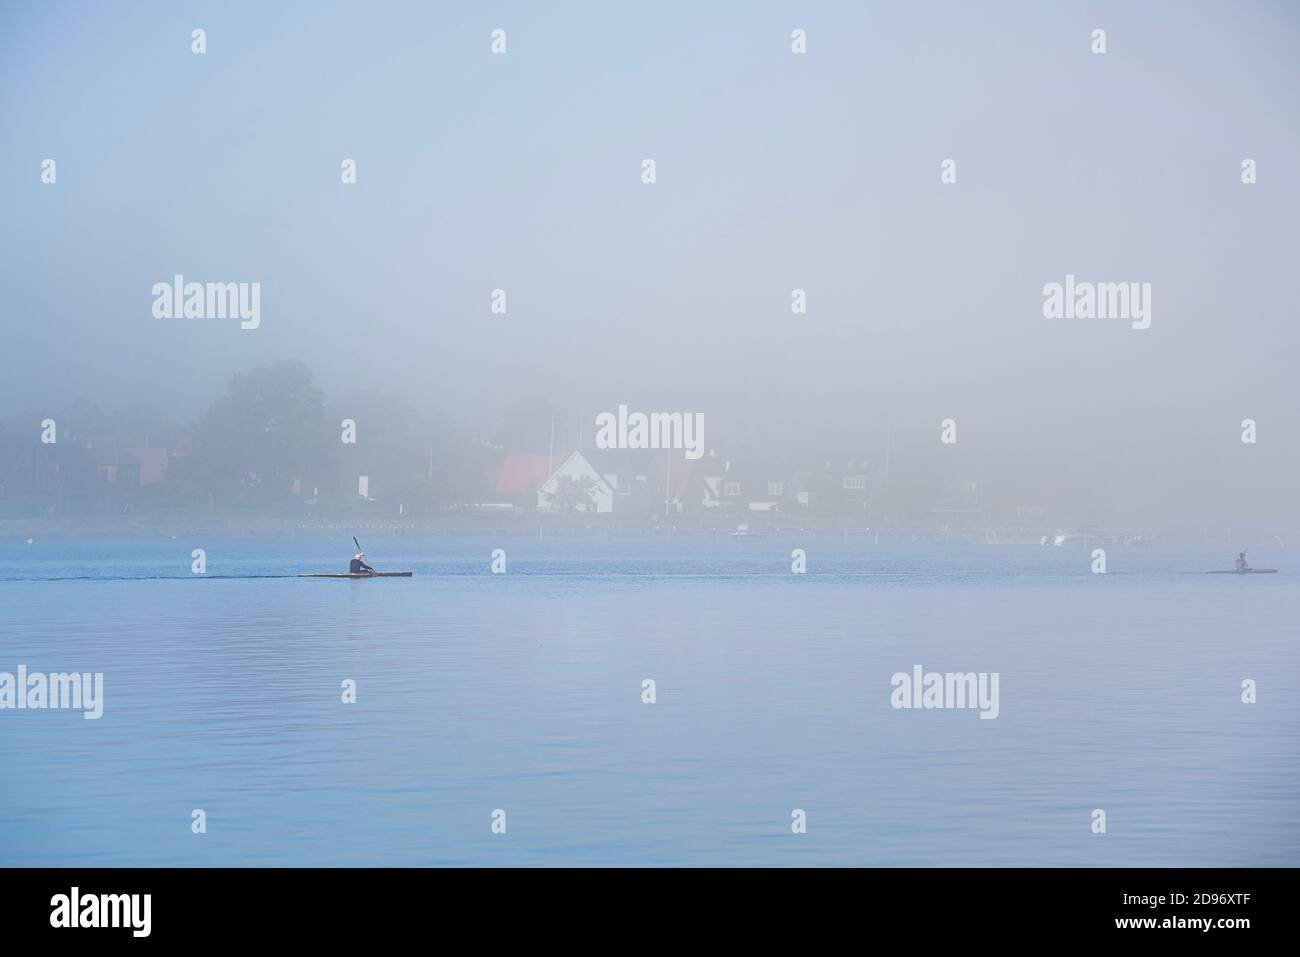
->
[665,455,671,516]
[884,416,892,490]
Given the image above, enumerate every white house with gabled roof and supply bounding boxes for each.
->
[537,450,616,513]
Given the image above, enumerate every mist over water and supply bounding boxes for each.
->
[1,2,1297,873]
[1,2,1297,529]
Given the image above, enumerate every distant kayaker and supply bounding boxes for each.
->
[1235,551,1250,572]
[350,552,375,575]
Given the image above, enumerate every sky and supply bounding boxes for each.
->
[1,1,1297,526]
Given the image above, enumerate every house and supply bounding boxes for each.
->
[490,453,557,507]
[537,450,615,513]
[626,451,703,514]
[128,447,169,485]
[650,452,699,513]
[589,449,726,515]
[525,449,709,515]
[699,474,723,509]
[86,440,141,486]
[706,456,801,512]
[809,459,874,512]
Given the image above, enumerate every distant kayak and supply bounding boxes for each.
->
[298,572,413,578]
[1205,569,1278,574]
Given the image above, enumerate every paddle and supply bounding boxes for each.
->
[352,536,375,574]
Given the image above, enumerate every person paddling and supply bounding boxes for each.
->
[350,551,375,575]
[1235,551,1250,573]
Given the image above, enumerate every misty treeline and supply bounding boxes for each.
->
[1,358,974,523]
[16,358,1274,532]
[0,360,573,517]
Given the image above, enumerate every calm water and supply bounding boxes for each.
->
[1,534,1296,866]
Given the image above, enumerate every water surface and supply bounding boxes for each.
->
[1,535,1295,866]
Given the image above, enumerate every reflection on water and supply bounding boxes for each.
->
[1,536,1296,866]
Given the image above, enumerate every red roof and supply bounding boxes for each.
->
[651,453,697,498]
[129,447,169,485]
[493,454,560,495]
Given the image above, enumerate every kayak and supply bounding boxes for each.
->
[298,572,413,578]
[1205,569,1278,574]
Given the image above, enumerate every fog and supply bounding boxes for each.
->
[1,1,1297,530]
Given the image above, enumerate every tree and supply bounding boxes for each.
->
[326,390,483,509]
[62,398,110,443]
[543,474,600,513]
[176,360,335,509]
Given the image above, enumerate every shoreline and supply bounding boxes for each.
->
[0,513,1289,548]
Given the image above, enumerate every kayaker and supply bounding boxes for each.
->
[349,552,375,575]
[1235,551,1250,572]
